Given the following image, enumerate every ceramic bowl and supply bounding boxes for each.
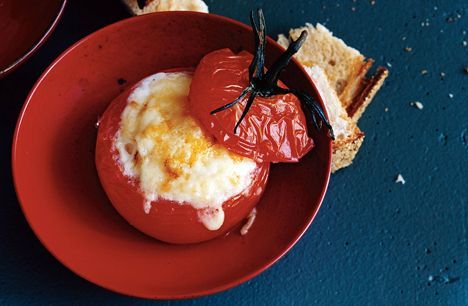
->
[13,12,331,299]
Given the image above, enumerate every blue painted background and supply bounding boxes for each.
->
[1,0,466,305]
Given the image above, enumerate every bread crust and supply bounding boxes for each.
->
[331,130,364,172]
[346,66,389,122]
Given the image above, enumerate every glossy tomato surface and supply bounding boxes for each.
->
[95,72,270,244]
[189,48,314,163]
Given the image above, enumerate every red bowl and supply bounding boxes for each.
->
[0,0,67,78]
[12,12,331,299]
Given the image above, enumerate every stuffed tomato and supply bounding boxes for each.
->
[96,71,269,244]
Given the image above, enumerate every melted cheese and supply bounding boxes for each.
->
[115,72,257,230]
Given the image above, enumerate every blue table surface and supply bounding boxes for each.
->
[1,0,467,305]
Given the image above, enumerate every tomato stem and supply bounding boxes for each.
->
[234,92,257,134]
[276,87,335,139]
[249,9,266,80]
[264,31,307,87]
[210,86,252,115]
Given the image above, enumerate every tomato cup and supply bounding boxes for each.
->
[95,75,270,244]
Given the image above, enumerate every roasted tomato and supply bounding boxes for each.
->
[96,70,269,244]
[189,49,314,163]
[189,10,332,163]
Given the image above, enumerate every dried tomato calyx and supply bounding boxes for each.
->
[210,9,335,140]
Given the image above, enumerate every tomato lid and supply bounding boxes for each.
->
[189,49,315,162]
[189,9,333,163]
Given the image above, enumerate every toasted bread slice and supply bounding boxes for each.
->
[278,23,388,122]
[122,0,208,15]
[278,23,388,171]
[306,66,364,172]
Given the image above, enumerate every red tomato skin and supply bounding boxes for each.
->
[95,70,270,244]
[188,49,314,163]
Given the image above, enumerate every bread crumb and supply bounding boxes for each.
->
[410,101,424,109]
[448,93,454,98]
[386,62,392,68]
[446,16,455,23]
[395,174,406,185]
[440,72,446,79]
[385,107,389,112]
[421,69,428,75]
[370,0,376,5]
[404,47,413,52]
[463,41,467,47]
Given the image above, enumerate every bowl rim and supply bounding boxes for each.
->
[0,0,68,78]
[12,11,332,300]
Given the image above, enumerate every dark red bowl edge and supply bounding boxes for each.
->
[0,0,68,78]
